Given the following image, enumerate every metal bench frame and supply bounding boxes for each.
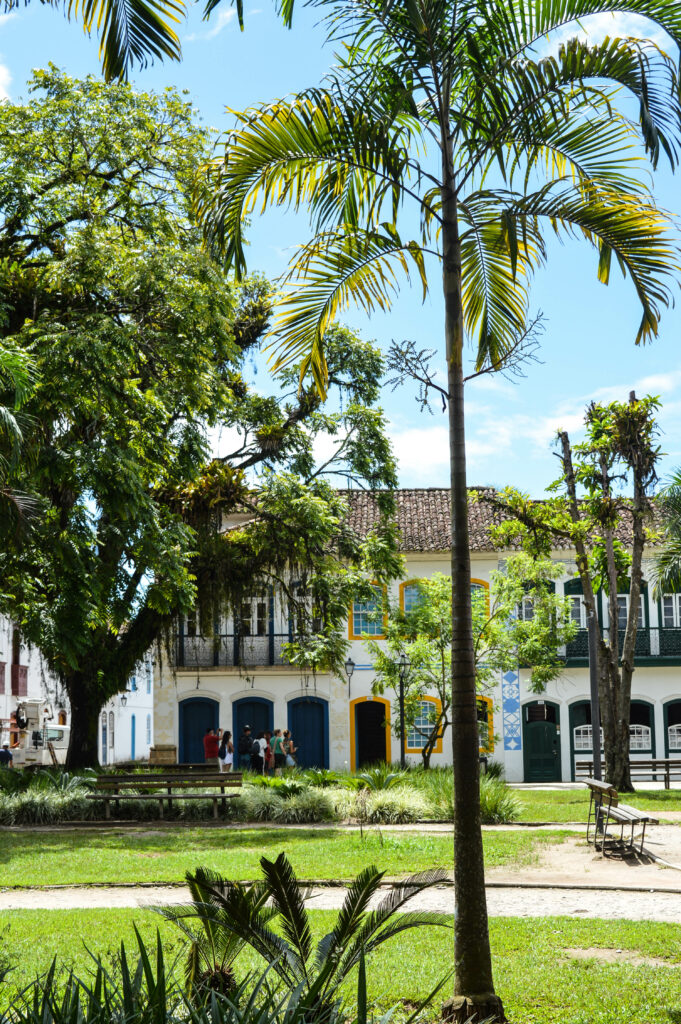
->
[585,778,656,856]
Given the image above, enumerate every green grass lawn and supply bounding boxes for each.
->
[1,907,680,1024]
[0,827,568,886]
[514,787,681,822]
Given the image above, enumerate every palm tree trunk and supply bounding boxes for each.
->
[440,155,505,1024]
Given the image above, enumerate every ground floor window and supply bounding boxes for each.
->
[406,700,437,751]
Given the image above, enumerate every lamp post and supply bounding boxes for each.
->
[344,657,355,698]
[120,694,127,707]
[398,651,410,770]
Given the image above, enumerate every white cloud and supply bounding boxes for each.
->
[0,63,11,101]
[185,8,237,42]
[539,12,671,54]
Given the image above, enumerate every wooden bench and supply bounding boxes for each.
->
[87,772,243,820]
[584,778,657,855]
[576,759,681,788]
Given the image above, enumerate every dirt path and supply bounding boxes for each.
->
[2,877,681,921]
[4,825,681,921]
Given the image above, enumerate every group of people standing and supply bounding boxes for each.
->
[238,726,297,774]
[203,725,296,774]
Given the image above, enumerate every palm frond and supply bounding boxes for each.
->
[199,93,414,277]
[67,0,184,80]
[269,225,428,396]
[458,191,540,371]
[504,179,678,344]
[312,864,385,975]
[484,0,681,62]
[260,854,313,978]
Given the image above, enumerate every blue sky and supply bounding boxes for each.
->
[2,5,681,495]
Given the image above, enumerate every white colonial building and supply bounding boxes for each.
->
[153,488,681,782]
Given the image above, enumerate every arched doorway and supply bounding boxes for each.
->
[351,697,391,769]
[288,697,328,768]
[664,700,681,757]
[568,700,603,780]
[522,700,561,782]
[101,711,108,766]
[179,697,219,764]
[232,697,274,749]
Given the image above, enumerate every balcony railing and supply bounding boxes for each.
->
[175,633,293,669]
[565,627,681,664]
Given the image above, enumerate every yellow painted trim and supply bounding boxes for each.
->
[399,579,423,613]
[405,695,443,753]
[348,583,387,640]
[477,695,494,753]
[349,696,391,769]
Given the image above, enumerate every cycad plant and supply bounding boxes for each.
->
[157,869,276,997]
[202,2,681,1018]
[160,854,449,1021]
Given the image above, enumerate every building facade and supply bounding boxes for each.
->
[153,488,681,781]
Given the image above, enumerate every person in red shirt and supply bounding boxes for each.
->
[203,728,220,766]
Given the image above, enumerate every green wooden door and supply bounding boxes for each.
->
[523,702,561,782]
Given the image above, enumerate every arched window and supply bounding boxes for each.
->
[108,711,114,748]
[146,713,151,744]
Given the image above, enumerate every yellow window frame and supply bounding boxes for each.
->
[405,695,443,754]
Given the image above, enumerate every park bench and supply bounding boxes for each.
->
[576,758,681,788]
[87,771,243,820]
[584,777,657,855]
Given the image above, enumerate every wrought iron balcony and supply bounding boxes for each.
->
[175,633,293,669]
[565,627,681,665]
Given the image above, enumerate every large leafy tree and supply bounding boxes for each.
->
[494,395,662,792]
[0,69,399,768]
[201,2,681,1017]
[366,558,576,768]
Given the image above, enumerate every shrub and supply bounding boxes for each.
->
[301,768,341,788]
[479,776,520,824]
[354,765,410,791]
[362,787,428,824]
[484,760,505,780]
[272,789,336,824]
[417,769,454,819]
[239,787,283,821]
[0,789,93,825]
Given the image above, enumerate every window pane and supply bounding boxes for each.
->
[407,700,435,748]
[353,587,383,635]
[403,584,421,613]
[617,596,628,631]
[570,596,583,627]
[663,595,675,628]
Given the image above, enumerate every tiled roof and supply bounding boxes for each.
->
[342,487,503,552]
[341,487,657,553]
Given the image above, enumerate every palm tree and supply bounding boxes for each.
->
[156,867,276,997]
[159,854,450,1020]
[201,3,681,1018]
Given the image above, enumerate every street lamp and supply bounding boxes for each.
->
[120,694,127,707]
[344,657,355,697]
[398,651,410,770]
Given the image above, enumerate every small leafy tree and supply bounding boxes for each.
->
[366,557,576,767]
[493,394,661,791]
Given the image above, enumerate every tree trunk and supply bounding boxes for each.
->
[442,156,505,1022]
[64,674,102,768]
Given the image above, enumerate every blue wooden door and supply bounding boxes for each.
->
[288,698,328,768]
[179,697,219,763]
[233,698,273,746]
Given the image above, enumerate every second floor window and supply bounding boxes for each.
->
[569,596,587,629]
[616,595,645,631]
[662,594,681,628]
[353,586,384,636]
[241,594,267,637]
[403,583,422,613]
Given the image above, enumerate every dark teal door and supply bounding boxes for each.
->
[288,698,328,768]
[522,702,561,782]
[179,697,218,763]
[233,698,273,745]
